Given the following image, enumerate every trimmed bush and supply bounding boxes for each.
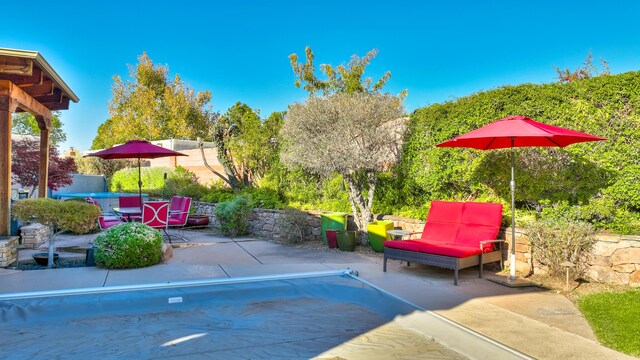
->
[12,198,101,235]
[214,196,252,236]
[93,222,163,269]
[526,218,596,277]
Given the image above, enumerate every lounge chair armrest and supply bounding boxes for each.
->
[479,239,505,250]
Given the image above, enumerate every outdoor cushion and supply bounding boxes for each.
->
[455,224,500,251]
[460,201,503,226]
[383,240,424,252]
[421,222,459,243]
[425,200,464,224]
[417,243,483,258]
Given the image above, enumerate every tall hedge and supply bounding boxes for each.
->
[376,71,640,233]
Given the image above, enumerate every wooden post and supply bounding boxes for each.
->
[0,92,15,236]
[37,120,50,198]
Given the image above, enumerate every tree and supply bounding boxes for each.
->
[12,112,67,146]
[200,103,281,190]
[92,53,216,149]
[281,93,405,243]
[289,47,396,95]
[12,199,101,268]
[554,51,610,83]
[74,153,135,180]
[12,138,77,196]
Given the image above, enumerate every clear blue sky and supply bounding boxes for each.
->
[2,1,639,150]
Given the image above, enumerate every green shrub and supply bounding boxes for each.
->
[93,222,162,269]
[277,207,309,244]
[110,167,169,193]
[243,187,284,209]
[12,198,101,234]
[214,196,252,236]
[201,188,236,203]
[376,71,640,233]
[526,218,596,277]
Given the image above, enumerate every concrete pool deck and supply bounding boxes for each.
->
[0,230,634,360]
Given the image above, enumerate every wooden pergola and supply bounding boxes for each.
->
[0,48,78,236]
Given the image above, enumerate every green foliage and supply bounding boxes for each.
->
[214,196,252,236]
[289,47,395,95]
[578,290,640,356]
[92,52,215,149]
[243,187,284,209]
[109,166,203,198]
[526,218,596,277]
[163,166,206,199]
[12,199,101,234]
[12,112,67,146]
[378,71,640,233]
[93,223,162,269]
[208,103,281,189]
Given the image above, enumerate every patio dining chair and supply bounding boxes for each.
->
[141,201,172,243]
[119,196,142,221]
[86,197,124,230]
[167,196,192,242]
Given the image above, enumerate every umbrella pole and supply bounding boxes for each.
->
[138,157,143,207]
[510,140,517,280]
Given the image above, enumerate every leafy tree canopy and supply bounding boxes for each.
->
[12,112,67,146]
[290,47,404,96]
[92,53,215,149]
[205,103,281,189]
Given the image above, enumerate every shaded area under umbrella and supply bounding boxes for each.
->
[85,140,187,205]
[437,115,605,283]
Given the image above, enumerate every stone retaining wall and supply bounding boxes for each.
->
[0,236,19,267]
[20,223,51,249]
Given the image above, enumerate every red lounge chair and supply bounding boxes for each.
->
[383,201,504,285]
[86,197,124,230]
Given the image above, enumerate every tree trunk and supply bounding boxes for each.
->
[343,171,377,245]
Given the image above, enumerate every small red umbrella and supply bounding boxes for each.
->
[437,115,605,281]
[85,140,187,205]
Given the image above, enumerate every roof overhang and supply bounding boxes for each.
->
[0,48,79,110]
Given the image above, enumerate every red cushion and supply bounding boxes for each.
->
[426,201,464,224]
[461,202,503,226]
[383,240,425,252]
[417,243,483,257]
[455,224,500,251]
[421,222,459,243]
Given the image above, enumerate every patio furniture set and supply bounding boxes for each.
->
[87,195,192,243]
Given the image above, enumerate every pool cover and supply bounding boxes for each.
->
[0,271,463,359]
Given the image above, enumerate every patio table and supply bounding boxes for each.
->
[113,207,142,222]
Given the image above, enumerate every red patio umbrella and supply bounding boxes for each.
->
[85,140,187,205]
[437,115,605,282]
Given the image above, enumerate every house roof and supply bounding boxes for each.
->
[0,48,79,111]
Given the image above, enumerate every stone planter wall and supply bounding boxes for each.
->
[20,223,51,249]
[0,236,18,267]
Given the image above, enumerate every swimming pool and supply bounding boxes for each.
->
[0,270,529,359]
[56,192,149,212]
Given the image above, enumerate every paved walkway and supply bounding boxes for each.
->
[0,230,634,359]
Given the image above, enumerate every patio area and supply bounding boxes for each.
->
[0,229,633,359]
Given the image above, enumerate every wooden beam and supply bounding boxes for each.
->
[19,79,54,97]
[0,67,42,86]
[0,56,33,76]
[0,93,16,237]
[38,123,50,199]
[0,80,52,122]
[34,88,62,104]
[42,96,70,111]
